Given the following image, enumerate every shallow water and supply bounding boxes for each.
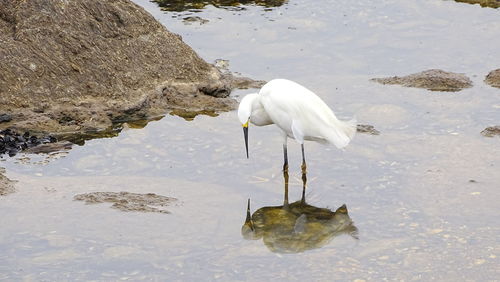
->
[1,0,499,280]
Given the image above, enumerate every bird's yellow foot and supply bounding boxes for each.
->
[301,163,307,174]
[283,163,289,172]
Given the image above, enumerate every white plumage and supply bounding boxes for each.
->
[238,78,356,170]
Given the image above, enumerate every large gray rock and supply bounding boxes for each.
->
[0,0,244,134]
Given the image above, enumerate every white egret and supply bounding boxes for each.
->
[237,78,356,171]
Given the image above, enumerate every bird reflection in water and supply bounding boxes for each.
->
[242,169,358,253]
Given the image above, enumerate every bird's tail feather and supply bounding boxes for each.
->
[324,117,357,149]
[343,117,357,140]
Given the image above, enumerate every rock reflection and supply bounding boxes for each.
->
[152,0,287,12]
[242,170,358,253]
[57,116,164,146]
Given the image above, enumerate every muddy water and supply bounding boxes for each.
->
[1,0,499,280]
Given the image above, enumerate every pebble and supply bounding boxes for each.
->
[0,114,12,123]
[429,228,444,234]
[475,259,486,265]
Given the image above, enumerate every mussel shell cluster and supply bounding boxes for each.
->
[0,129,57,157]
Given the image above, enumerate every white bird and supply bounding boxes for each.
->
[238,78,356,171]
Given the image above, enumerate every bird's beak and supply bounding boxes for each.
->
[242,121,249,158]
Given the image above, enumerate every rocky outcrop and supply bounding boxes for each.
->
[0,0,254,135]
[371,69,473,92]
[484,69,500,88]
[453,0,500,8]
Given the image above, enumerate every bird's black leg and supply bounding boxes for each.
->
[300,143,307,174]
[301,168,307,205]
[282,144,288,172]
[300,143,307,204]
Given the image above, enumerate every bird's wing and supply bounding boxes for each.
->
[291,119,305,144]
[260,79,355,148]
[261,80,336,132]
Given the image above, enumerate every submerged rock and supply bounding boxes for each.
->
[0,0,255,135]
[481,126,500,137]
[74,192,177,213]
[357,124,380,135]
[371,69,473,92]
[0,168,15,196]
[484,69,500,88]
[182,16,209,25]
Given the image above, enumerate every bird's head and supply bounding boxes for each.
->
[238,94,258,158]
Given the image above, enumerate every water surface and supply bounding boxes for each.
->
[1,0,499,280]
